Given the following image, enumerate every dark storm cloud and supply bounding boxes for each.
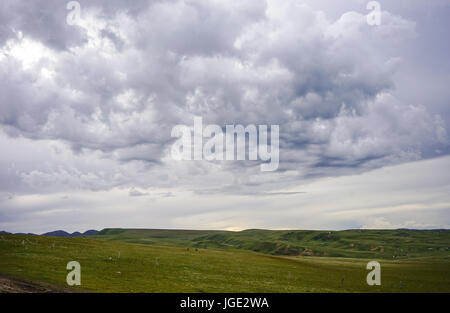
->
[0,0,448,195]
[0,0,88,49]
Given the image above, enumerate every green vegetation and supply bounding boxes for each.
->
[95,228,450,259]
[0,233,449,292]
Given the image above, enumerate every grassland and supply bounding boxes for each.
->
[94,228,450,259]
[0,233,449,293]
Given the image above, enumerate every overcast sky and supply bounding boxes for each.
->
[0,0,449,233]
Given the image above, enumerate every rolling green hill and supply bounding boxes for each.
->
[0,234,449,292]
[94,228,450,259]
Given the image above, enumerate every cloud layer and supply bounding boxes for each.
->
[0,0,449,231]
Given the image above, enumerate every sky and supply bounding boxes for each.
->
[0,0,449,233]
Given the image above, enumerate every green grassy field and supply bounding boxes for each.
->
[0,233,449,292]
[94,228,450,259]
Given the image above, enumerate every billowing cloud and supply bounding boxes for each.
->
[0,0,449,231]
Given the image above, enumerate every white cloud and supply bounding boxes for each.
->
[361,217,437,230]
[0,0,448,231]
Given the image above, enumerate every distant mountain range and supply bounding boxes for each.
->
[41,230,99,237]
[0,230,99,237]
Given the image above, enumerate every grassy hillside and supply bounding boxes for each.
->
[94,228,450,259]
[0,234,449,292]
